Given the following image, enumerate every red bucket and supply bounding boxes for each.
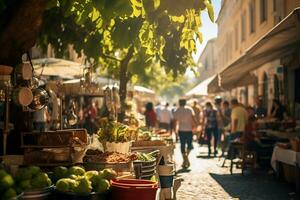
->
[111,179,158,200]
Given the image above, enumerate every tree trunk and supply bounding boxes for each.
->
[118,46,134,122]
[0,0,48,66]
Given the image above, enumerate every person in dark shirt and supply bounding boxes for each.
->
[203,102,218,157]
[254,97,267,118]
[270,99,288,121]
[222,100,231,127]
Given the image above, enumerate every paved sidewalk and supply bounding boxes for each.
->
[174,143,299,200]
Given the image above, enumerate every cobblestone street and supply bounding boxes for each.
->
[174,143,300,200]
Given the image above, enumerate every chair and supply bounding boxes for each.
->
[229,141,257,175]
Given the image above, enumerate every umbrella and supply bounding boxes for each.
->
[32,58,85,78]
[133,85,155,94]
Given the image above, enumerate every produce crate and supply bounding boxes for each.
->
[21,129,88,147]
[21,129,88,166]
[134,159,157,180]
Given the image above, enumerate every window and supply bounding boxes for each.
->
[249,1,256,33]
[262,73,269,109]
[241,12,246,42]
[274,75,280,100]
[273,0,283,23]
[205,59,208,70]
[273,0,277,12]
[235,22,239,50]
[260,0,268,23]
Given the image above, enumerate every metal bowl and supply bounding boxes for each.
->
[28,87,49,110]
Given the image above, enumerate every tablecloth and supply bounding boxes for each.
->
[271,146,300,171]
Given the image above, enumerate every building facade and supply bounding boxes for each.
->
[215,0,300,109]
[198,38,217,82]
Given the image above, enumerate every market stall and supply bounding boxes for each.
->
[271,145,300,192]
[0,57,178,200]
[0,82,177,200]
[254,118,300,192]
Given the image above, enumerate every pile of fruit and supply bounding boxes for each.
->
[0,169,19,200]
[15,166,52,191]
[135,152,155,162]
[137,128,153,141]
[54,166,117,194]
[97,119,131,143]
[0,166,52,200]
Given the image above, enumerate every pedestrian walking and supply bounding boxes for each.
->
[221,100,231,156]
[144,102,157,128]
[203,102,219,157]
[158,103,173,132]
[192,100,201,127]
[214,96,225,152]
[174,99,196,168]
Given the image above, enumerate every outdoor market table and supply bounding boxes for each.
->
[265,130,300,139]
[271,146,300,191]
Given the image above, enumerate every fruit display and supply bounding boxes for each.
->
[0,169,19,200]
[55,166,117,195]
[97,119,131,143]
[84,152,138,163]
[15,166,52,191]
[137,128,153,141]
[135,152,155,162]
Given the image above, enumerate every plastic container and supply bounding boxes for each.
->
[133,158,157,179]
[159,175,174,188]
[111,179,158,200]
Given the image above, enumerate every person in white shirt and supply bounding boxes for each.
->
[174,99,196,168]
[158,103,173,131]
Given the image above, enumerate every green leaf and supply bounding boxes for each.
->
[130,0,142,7]
[204,0,214,22]
[154,0,160,9]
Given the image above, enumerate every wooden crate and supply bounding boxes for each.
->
[21,129,88,148]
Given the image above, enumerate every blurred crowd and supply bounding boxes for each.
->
[143,96,289,168]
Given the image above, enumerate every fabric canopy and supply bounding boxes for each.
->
[208,8,300,93]
[186,75,215,96]
[133,85,155,94]
[33,58,85,78]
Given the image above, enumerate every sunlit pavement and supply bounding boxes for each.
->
[174,142,299,200]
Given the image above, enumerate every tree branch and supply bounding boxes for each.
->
[100,52,122,62]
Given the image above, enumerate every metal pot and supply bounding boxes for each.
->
[28,87,49,110]
[15,62,33,80]
[12,87,33,106]
[67,109,78,126]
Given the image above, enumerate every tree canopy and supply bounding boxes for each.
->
[0,0,214,118]
[38,0,214,76]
